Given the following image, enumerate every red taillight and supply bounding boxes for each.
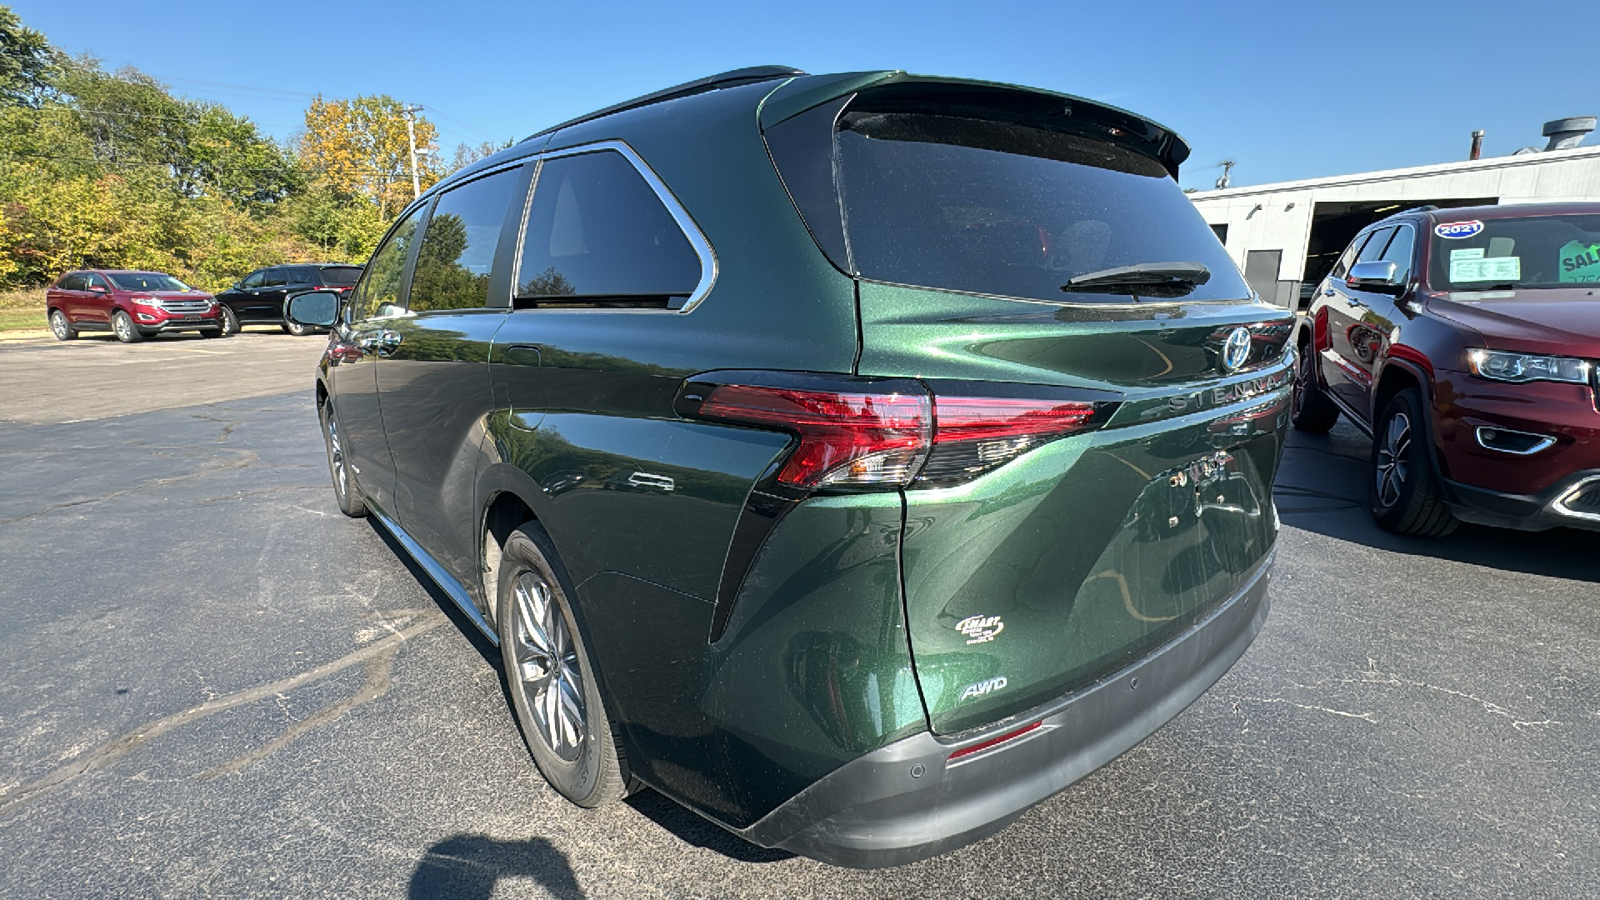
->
[947,721,1042,761]
[697,384,932,488]
[688,378,1111,490]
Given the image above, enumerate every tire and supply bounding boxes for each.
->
[283,315,311,337]
[112,310,143,344]
[1370,388,1458,536]
[320,400,367,518]
[220,307,240,336]
[49,309,77,341]
[497,524,628,808]
[1290,339,1339,432]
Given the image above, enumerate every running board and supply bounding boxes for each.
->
[370,508,500,646]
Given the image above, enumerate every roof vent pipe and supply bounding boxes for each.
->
[1469,130,1484,160]
[1543,117,1597,151]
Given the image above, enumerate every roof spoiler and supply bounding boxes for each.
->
[524,66,806,141]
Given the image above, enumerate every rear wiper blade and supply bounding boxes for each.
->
[1062,261,1211,295]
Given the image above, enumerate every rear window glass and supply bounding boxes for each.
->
[107,272,191,292]
[832,113,1248,303]
[320,266,362,286]
[1428,213,1600,290]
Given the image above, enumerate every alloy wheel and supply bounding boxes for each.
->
[114,314,131,341]
[509,571,586,763]
[1291,345,1312,418]
[50,311,68,340]
[1375,411,1411,508]
[325,410,347,499]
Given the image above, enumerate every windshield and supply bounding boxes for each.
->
[1428,213,1600,290]
[321,266,362,286]
[107,272,190,292]
[833,112,1248,304]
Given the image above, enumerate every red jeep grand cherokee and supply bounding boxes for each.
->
[46,270,223,343]
[1294,202,1600,535]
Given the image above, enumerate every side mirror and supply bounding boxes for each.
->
[1346,261,1404,295]
[287,290,340,328]
[89,285,108,294]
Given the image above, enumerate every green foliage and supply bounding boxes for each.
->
[0,5,445,290]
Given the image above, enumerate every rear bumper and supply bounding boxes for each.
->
[738,554,1272,868]
[1440,470,1600,532]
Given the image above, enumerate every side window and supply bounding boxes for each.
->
[260,268,286,288]
[85,274,109,291]
[1355,227,1393,265]
[241,270,265,289]
[58,273,84,291]
[350,205,427,322]
[516,150,700,301]
[409,167,524,312]
[1330,234,1370,280]
[287,267,312,285]
[1379,224,1415,282]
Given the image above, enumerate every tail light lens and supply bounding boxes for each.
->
[681,374,1114,490]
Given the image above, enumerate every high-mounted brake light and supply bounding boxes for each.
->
[686,376,1114,491]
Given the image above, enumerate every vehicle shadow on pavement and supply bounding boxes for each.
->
[1277,430,1600,583]
[409,834,583,899]
[623,789,795,864]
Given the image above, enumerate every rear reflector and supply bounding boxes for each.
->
[947,721,1042,761]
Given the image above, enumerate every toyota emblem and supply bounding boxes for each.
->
[1223,327,1252,371]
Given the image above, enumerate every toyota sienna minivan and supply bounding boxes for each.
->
[289,66,1294,867]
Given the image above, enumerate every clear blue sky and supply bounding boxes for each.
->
[14,0,1594,190]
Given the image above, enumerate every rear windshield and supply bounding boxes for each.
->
[107,272,190,292]
[832,112,1248,303]
[1428,213,1600,290]
[320,265,362,286]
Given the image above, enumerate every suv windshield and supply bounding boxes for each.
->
[1428,213,1600,290]
[108,272,190,292]
[833,112,1248,303]
[321,266,362,286]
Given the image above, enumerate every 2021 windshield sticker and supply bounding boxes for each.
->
[1450,251,1520,283]
[1559,240,1600,283]
[1436,220,1484,239]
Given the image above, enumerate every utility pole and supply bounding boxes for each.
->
[401,104,424,200]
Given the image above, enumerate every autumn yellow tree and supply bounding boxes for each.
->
[297,95,445,221]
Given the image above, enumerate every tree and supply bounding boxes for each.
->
[451,139,514,173]
[0,5,59,107]
[298,94,445,220]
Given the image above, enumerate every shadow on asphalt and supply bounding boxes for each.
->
[1277,431,1600,584]
[623,790,794,864]
[409,834,582,899]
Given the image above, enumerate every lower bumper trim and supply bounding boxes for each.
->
[738,555,1273,868]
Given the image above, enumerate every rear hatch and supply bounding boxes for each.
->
[765,78,1294,735]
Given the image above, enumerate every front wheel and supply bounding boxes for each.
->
[112,310,143,344]
[1290,340,1339,432]
[49,309,77,341]
[219,306,240,336]
[497,524,628,809]
[1370,388,1457,536]
[283,316,312,336]
[320,400,367,517]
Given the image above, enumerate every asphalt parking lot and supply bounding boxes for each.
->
[1,329,1596,898]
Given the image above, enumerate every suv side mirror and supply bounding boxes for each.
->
[88,284,108,294]
[288,291,340,328]
[1346,261,1404,295]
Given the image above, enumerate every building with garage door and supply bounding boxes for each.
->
[1190,117,1600,310]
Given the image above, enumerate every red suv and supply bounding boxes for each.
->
[1294,202,1600,535]
[46,270,223,343]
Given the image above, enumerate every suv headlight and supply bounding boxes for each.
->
[129,296,160,307]
[1467,349,1591,384]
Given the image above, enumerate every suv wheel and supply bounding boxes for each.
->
[283,317,312,337]
[220,307,240,336]
[1290,340,1339,432]
[1370,388,1457,536]
[112,310,143,344]
[497,524,628,809]
[49,309,77,341]
[321,401,367,518]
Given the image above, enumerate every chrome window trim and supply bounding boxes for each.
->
[1473,425,1556,456]
[512,139,718,314]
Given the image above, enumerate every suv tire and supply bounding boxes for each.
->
[1370,387,1457,536]
[112,310,143,344]
[497,524,628,809]
[1290,339,1339,432]
[220,307,240,336]
[49,309,77,341]
[320,401,367,518]
[283,317,312,337]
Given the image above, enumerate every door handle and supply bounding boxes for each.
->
[356,330,402,355]
[1322,288,1335,297]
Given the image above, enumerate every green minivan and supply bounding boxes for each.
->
[292,66,1294,867]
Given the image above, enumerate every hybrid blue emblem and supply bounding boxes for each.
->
[1435,220,1484,239]
[1223,327,1252,371]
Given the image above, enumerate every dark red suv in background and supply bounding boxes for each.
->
[1294,202,1600,535]
[46,270,222,343]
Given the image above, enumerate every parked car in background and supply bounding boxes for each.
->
[1293,202,1600,535]
[214,263,362,335]
[46,270,221,342]
[290,66,1294,867]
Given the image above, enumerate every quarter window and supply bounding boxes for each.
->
[410,167,524,312]
[350,205,427,322]
[515,151,700,302]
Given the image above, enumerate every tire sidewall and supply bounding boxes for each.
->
[320,400,365,517]
[221,307,239,335]
[49,309,72,341]
[496,526,617,807]
[113,310,140,343]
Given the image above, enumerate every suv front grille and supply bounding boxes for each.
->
[159,299,212,314]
